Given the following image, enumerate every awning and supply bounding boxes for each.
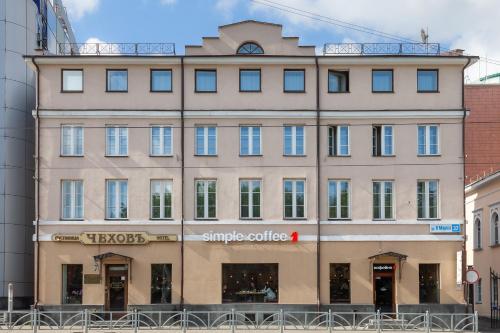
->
[93,252,133,261]
[93,252,134,281]
[368,252,407,280]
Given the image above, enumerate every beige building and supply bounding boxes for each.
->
[465,172,500,318]
[26,20,477,312]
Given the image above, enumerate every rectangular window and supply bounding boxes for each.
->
[106,126,128,156]
[61,125,83,156]
[151,180,172,219]
[106,180,128,219]
[195,69,217,92]
[284,69,305,92]
[151,69,172,92]
[106,69,128,92]
[372,125,394,156]
[61,180,83,220]
[419,264,440,304]
[284,179,305,219]
[62,264,82,304]
[418,125,439,155]
[240,126,261,155]
[328,70,349,93]
[240,179,261,219]
[239,69,261,92]
[372,69,393,92]
[417,180,439,219]
[196,180,216,219]
[330,263,350,303]
[62,69,83,92]
[195,126,217,155]
[475,279,482,304]
[417,69,438,92]
[284,126,305,155]
[222,264,278,303]
[151,264,172,304]
[151,126,173,156]
[328,125,349,156]
[328,180,350,219]
[373,181,394,220]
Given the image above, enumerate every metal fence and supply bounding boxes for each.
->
[0,309,478,332]
[57,43,176,55]
[323,43,441,56]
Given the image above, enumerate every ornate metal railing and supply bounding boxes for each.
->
[57,43,176,56]
[0,309,478,331]
[323,43,441,56]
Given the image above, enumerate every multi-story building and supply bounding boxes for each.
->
[0,0,74,308]
[26,20,477,312]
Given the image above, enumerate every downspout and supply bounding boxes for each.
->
[32,57,40,308]
[180,56,185,308]
[462,57,471,310]
[315,57,321,310]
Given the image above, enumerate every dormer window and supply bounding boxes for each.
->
[237,42,264,54]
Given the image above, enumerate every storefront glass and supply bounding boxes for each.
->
[151,264,172,303]
[62,264,82,304]
[330,263,350,303]
[222,264,278,303]
[419,264,440,303]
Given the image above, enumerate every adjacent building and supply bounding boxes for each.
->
[0,0,75,308]
[26,20,477,312]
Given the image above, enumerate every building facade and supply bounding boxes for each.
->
[27,21,476,312]
[465,173,500,319]
[0,0,74,308]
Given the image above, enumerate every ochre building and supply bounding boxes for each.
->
[26,20,477,312]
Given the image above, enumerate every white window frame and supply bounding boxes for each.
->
[195,179,217,219]
[417,125,440,156]
[473,213,482,250]
[372,180,394,220]
[283,179,306,219]
[417,180,440,219]
[150,180,173,219]
[490,208,500,246]
[240,179,262,219]
[195,126,217,156]
[381,125,394,156]
[62,69,83,92]
[284,125,305,156]
[329,125,350,156]
[106,179,128,219]
[61,180,84,220]
[150,125,173,156]
[239,126,262,156]
[474,279,482,304]
[61,125,84,156]
[106,126,128,156]
[328,180,351,219]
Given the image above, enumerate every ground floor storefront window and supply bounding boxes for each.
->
[222,264,278,303]
[330,263,350,303]
[419,264,440,303]
[151,264,172,303]
[62,264,83,304]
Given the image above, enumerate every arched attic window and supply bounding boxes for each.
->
[237,42,264,54]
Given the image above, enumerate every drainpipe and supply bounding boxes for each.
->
[462,57,472,310]
[180,56,185,308]
[32,57,40,308]
[315,56,321,311]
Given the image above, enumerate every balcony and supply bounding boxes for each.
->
[323,43,441,56]
[57,43,176,56]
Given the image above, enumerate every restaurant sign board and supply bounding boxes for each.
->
[52,232,177,245]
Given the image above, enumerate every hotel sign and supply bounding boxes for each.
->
[429,224,461,233]
[52,232,177,245]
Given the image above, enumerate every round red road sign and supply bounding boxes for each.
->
[465,269,480,284]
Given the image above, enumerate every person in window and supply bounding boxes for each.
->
[262,283,277,302]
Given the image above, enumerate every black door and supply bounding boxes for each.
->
[374,275,394,312]
[106,265,128,311]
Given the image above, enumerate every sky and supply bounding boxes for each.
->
[61,0,500,82]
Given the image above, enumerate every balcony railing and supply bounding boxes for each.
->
[323,42,441,56]
[58,43,176,56]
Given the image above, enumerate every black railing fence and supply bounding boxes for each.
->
[323,43,441,56]
[57,43,176,56]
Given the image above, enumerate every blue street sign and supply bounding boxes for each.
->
[430,224,461,233]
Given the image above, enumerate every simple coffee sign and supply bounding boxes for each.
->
[52,232,177,245]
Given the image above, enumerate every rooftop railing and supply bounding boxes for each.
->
[57,43,176,56]
[323,42,441,56]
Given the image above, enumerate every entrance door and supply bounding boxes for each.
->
[373,264,395,313]
[105,264,128,311]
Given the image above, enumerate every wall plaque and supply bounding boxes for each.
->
[84,274,101,284]
[52,232,177,245]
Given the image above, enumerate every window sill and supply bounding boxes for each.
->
[60,155,84,158]
[328,218,351,221]
[61,90,84,93]
[194,90,217,93]
[417,154,441,157]
[372,155,396,158]
[105,155,129,157]
[240,218,263,221]
[328,91,350,94]
[490,243,500,249]
[104,219,129,221]
[106,90,128,93]
[151,218,174,221]
[239,154,263,157]
[328,155,351,158]
[150,90,173,93]
[417,90,440,93]
[283,90,306,93]
[473,248,483,252]
[150,154,174,157]
[194,154,218,157]
[194,218,218,221]
[373,219,396,222]
[372,91,395,94]
[417,218,441,221]
[283,154,307,157]
[283,218,307,220]
[239,90,262,93]
[60,218,85,221]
